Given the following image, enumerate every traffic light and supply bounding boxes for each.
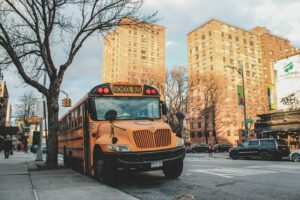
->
[62,98,72,107]
[62,98,67,107]
[67,98,72,107]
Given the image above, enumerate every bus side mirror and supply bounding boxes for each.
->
[105,110,117,121]
[162,102,168,115]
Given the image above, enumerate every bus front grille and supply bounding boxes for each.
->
[133,129,171,148]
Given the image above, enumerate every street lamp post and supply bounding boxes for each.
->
[226,65,248,139]
[36,70,47,161]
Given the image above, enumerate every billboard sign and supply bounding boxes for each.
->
[237,85,244,106]
[274,54,300,110]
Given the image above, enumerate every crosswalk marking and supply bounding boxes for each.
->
[189,167,277,179]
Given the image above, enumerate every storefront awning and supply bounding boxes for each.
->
[255,124,300,133]
[0,126,20,136]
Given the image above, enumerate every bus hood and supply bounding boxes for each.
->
[112,120,171,132]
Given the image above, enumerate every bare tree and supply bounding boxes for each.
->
[16,91,38,120]
[191,73,230,144]
[207,76,226,144]
[165,66,188,133]
[0,0,157,168]
[202,78,211,145]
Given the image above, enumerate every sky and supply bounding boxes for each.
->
[3,0,300,117]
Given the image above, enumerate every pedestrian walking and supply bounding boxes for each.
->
[17,143,21,152]
[208,144,213,157]
[3,136,13,159]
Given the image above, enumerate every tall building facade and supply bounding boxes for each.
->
[252,27,299,110]
[102,20,166,92]
[187,19,298,145]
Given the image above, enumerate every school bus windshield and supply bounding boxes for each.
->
[94,97,160,120]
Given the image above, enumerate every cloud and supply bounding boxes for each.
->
[166,40,178,47]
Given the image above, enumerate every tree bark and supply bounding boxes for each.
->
[212,108,218,144]
[45,90,59,168]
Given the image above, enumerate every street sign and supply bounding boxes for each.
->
[246,119,253,124]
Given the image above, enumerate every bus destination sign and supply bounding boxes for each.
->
[112,85,142,94]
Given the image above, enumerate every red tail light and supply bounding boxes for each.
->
[146,89,151,95]
[151,89,156,95]
[97,88,103,94]
[103,88,110,94]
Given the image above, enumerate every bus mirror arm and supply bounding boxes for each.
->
[105,110,118,144]
[110,122,118,144]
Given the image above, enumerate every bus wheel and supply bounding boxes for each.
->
[94,156,117,186]
[163,160,183,179]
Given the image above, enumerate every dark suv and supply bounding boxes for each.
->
[229,138,290,160]
[213,143,232,152]
[192,143,209,153]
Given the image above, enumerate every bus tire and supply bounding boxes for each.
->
[163,160,183,179]
[94,154,117,185]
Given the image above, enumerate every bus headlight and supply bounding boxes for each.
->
[176,139,185,147]
[107,145,131,152]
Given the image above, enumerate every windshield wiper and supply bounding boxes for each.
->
[134,116,154,121]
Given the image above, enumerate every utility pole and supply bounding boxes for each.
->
[226,65,248,139]
[36,71,47,161]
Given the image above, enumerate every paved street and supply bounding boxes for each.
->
[115,153,300,200]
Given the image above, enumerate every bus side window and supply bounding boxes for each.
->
[78,105,83,127]
[67,114,71,130]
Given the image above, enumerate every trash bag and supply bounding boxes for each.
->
[10,150,13,155]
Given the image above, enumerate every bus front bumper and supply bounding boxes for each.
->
[103,147,185,171]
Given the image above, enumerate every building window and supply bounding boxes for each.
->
[191,132,195,138]
[198,131,202,137]
[227,130,231,136]
[202,34,205,39]
[228,34,232,39]
[198,122,201,128]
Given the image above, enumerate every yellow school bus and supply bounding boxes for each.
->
[58,82,185,184]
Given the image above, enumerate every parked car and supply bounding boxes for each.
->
[30,144,47,153]
[42,143,47,153]
[289,149,300,162]
[213,143,232,152]
[192,143,209,153]
[229,138,290,160]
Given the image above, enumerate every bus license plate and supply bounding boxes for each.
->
[151,161,163,168]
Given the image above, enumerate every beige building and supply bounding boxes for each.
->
[0,81,9,127]
[187,19,299,146]
[102,19,166,93]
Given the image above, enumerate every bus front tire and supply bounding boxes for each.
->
[163,160,183,179]
[94,157,117,186]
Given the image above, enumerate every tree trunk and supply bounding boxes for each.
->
[212,109,218,144]
[45,91,59,168]
[204,116,208,144]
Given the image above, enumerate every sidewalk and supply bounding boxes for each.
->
[0,151,138,200]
